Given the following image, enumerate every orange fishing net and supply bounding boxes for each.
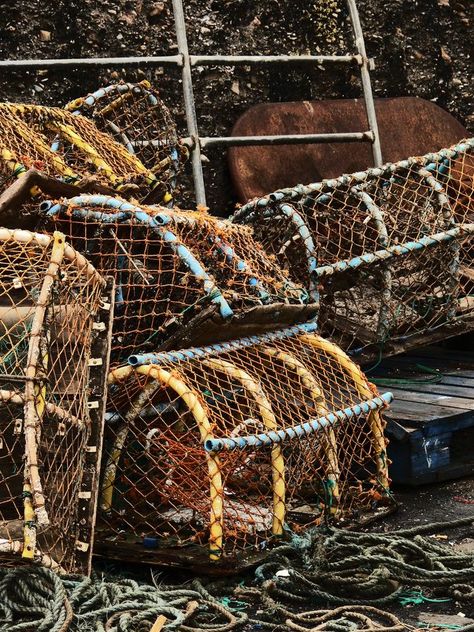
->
[0,102,167,204]
[39,196,316,365]
[99,324,392,561]
[65,80,185,205]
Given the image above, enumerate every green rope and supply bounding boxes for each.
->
[0,570,247,632]
[1,517,473,631]
[370,362,444,387]
[250,515,474,607]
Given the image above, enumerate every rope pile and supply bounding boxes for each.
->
[1,518,473,631]
[0,568,410,632]
[247,516,474,606]
[0,570,247,632]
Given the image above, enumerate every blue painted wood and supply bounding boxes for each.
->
[374,345,474,485]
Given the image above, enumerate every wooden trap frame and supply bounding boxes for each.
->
[0,229,113,574]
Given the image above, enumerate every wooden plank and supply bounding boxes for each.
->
[388,387,474,412]
[373,352,474,374]
[371,363,474,381]
[437,375,474,389]
[386,402,474,433]
[94,539,267,575]
[386,382,474,399]
[390,451,474,486]
[385,399,462,423]
[408,346,474,363]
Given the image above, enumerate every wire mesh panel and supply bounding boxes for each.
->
[0,229,111,573]
[0,103,164,204]
[99,323,393,562]
[65,81,184,206]
[39,195,316,366]
[232,139,474,360]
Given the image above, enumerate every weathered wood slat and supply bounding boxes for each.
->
[374,344,474,485]
[388,388,474,413]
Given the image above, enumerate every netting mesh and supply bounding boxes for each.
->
[0,229,109,573]
[233,139,474,359]
[65,81,184,205]
[99,324,392,560]
[39,195,315,366]
[0,102,165,203]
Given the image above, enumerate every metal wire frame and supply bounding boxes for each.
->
[103,322,392,561]
[231,138,474,359]
[0,0,382,207]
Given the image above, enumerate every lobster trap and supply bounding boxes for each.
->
[0,229,113,573]
[39,195,316,366]
[98,323,393,565]
[232,139,474,361]
[0,102,166,205]
[65,81,185,205]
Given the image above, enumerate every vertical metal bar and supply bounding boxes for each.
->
[346,0,383,167]
[171,0,207,206]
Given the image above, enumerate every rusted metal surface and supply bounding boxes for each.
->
[228,97,468,201]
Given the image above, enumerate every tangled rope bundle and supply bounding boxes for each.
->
[0,567,410,632]
[1,517,473,632]
[0,570,248,632]
[250,516,474,606]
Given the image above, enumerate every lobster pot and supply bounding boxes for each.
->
[232,139,474,360]
[0,102,163,203]
[40,195,316,365]
[0,229,111,573]
[99,323,393,562]
[65,81,183,204]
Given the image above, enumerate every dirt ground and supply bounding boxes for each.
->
[0,0,472,212]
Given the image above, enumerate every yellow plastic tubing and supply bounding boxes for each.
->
[300,334,389,490]
[48,121,158,189]
[107,364,225,560]
[261,347,340,505]
[203,357,286,537]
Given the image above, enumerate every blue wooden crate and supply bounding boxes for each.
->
[368,347,474,485]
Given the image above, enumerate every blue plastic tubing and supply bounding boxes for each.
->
[232,139,474,222]
[144,210,272,301]
[39,195,233,319]
[314,224,474,278]
[204,392,393,453]
[128,321,318,366]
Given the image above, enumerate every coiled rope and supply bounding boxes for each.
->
[0,516,472,631]
[0,570,247,632]
[250,516,474,606]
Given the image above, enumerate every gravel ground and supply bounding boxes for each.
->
[0,0,472,212]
